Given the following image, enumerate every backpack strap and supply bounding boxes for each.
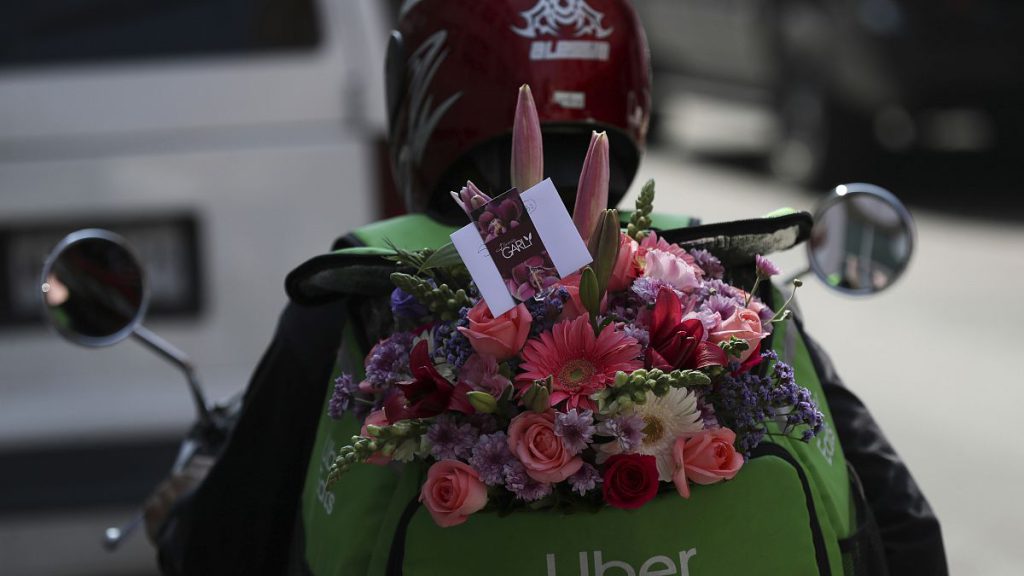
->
[660,210,813,267]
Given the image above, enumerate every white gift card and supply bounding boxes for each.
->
[451,178,592,317]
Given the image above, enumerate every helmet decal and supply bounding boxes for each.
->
[406,31,463,167]
[512,0,614,39]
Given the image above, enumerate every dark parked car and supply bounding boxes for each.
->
[635,0,1024,186]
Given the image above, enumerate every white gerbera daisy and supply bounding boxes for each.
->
[629,388,704,481]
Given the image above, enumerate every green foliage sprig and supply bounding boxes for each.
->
[390,272,472,321]
[326,419,430,487]
[592,368,711,414]
[626,179,655,241]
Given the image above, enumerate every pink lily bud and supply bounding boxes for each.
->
[572,131,609,244]
[511,84,543,191]
[450,180,493,216]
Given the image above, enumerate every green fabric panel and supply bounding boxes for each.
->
[351,214,458,250]
[768,300,855,572]
[401,456,820,576]
[763,207,798,218]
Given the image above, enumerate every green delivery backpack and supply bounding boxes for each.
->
[285,212,885,576]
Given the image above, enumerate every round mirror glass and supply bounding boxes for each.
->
[808,183,915,295]
[40,229,148,346]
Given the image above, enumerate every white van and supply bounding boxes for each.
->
[0,1,390,573]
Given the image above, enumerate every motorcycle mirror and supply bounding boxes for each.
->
[40,229,148,347]
[807,183,915,296]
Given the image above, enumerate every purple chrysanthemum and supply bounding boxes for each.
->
[703,279,739,300]
[364,332,414,388]
[328,373,358,420]
[568,463,602,496]
[468,432,515,486]
[631,277,671,306]
[503,460,553,502]
[755,254,781,279]
[554,409,596,455]
[690,248,725,279]
[596,414,644,452]
[622,324,649,349]
[705,294,737,319]
[426,416,479,461]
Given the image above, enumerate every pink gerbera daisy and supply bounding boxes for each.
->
[517,315,643,411]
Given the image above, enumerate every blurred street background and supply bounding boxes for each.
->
[1,1,1022,574]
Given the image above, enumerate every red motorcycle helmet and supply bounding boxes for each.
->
[386,0,651,217]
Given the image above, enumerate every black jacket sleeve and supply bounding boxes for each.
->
[156,299,346,576]
[802,328,949,575]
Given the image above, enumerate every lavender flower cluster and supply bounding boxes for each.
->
[707,350,823,454]
[433,307,473,370]
[525,288,570,338]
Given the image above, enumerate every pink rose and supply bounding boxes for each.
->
[709,308,763,362]
[507,410,583,483]
[360,410,391,466]
[672,428,744,499]
[419,460,488,527]
[458,301,532,361]
[643,249,700,292]
[608,233,640,292]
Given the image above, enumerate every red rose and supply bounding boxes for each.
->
[602,454,660,510]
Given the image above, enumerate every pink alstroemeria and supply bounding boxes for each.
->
[450,180,492,216]
[572,131,610,245]
[511,84,543,191]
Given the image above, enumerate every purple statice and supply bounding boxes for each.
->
[622,324,649,350]
[364,332,414,388]
[555,409,596,455]
[596,414,644,452]
[755,254,781,279]
[709,368,770,455]
[525,287,570,337]
[631,277,671,306]
[328,373,361,420]
[433,307,473,370]
[503,460,553,502]
[390,287,429,320]
[705,293,737,320]
[690,248,725,279]
[426,416,479,461]
[707,350,822,455]
[469,432,515,486]
[568,463,602,496]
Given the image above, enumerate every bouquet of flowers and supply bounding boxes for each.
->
[326,86,823,528]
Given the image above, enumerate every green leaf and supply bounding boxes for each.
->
[579,266,600,318]
[419,241,463,271]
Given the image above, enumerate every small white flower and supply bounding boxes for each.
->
[629,388,704,481]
